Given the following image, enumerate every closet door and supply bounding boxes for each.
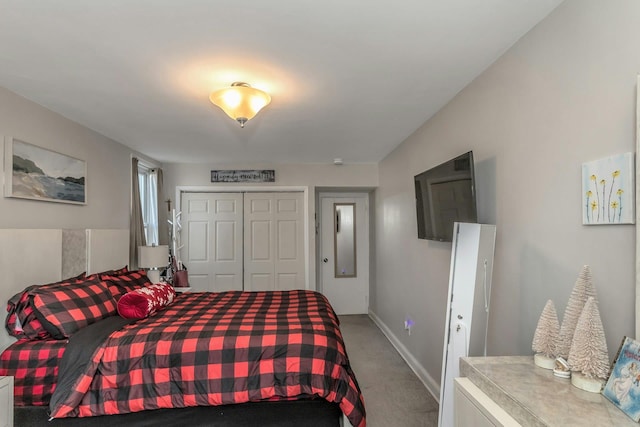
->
[244,192,305,291]
[182,192,243,292]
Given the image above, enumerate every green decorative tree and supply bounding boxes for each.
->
[532,300,560,369]
[557,265,598,359]
[567,297,609,392]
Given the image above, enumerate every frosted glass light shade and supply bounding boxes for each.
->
[209,82,271,127]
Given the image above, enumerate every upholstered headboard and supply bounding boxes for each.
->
[0,229,128,352]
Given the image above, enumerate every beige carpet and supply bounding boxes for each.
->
[339,315,439,427]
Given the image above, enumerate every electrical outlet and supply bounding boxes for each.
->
[404,317,415,335]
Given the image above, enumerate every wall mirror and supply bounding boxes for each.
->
[636,76,640,339]
[334,203,357,278]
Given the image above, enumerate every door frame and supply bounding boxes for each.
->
[317,191,372,303]
[176,185,310,289]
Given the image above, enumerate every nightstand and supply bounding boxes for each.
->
[0,376,13,427]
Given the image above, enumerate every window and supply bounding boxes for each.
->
[138,164,159,245]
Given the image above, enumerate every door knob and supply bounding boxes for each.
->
[323,258,328,263]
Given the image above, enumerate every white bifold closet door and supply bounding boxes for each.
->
[243,192,305,291]
[182,192,244,292]
[182,192,305,292]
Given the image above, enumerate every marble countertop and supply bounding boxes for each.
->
[460,356,636,427]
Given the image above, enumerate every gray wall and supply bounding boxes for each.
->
[373,0,638,392]
[163,162,378,290]
[2,0,637,399]
[163,163,378,195]
[0,86,143,230]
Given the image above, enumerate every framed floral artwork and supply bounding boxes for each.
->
[4,137,86,205]
[582,152,634,224]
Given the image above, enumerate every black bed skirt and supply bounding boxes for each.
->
[16,400,343,427]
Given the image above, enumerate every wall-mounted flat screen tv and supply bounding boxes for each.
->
[414,151,477,242]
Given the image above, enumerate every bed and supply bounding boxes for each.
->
[0,229,365,427]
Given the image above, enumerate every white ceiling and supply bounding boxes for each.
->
[0,1,563,164]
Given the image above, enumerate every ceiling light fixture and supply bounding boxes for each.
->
[209,82,271,128]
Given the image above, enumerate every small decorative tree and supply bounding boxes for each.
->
[532,300,560,369]
[567,297,609,392]
[557,265,598,359]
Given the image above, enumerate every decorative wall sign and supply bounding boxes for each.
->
[582,152,634,224]
[4,137,86,204]
[211,169,275,183]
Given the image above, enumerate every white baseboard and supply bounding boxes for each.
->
[368,309,441,402]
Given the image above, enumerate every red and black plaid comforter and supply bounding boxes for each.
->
[49,290,366,427]
[0,339,66,406]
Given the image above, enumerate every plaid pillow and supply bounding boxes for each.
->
[97,265,129,277]
[5,285,50,339]
[31,277,117,339]
[117,283,176,319]
[101,270,151,300]
[5,273,87,340]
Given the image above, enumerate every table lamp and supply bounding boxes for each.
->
[138,245,169,283]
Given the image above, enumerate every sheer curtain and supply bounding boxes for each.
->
[130,157,147,268]
[146,170,159,245]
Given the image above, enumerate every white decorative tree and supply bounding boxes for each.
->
[532,300,560,369]
[557,265,598,359]
[567,297,610,392]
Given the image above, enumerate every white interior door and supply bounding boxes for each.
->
[181,191,305,292]
[320,194,369,314]
[244,192,305,291]
[181,192,244,292]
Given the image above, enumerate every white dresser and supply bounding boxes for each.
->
[457,356,637,427]
[455,377,520,426]
[0,376,13,427]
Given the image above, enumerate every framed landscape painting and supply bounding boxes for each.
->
[4,137,86,204]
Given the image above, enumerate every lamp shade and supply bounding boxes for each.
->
[209,82,271,127]
[138,245,169,269]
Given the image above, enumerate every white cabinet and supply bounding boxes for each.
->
[461,356,639,426]
[0,376,13,427]
[454,378,520,427]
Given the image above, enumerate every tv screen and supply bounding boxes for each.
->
[414,151,477,242]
